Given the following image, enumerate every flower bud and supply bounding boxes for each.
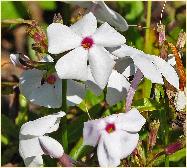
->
[165,141,183,155]
[157,23,166,45]
[148,120,160,151]
[53,13,63,24]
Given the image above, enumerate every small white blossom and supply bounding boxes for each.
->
[86,67,130,105]
[112,44,179,89]
[19,56,85,108]
[83,108,146,167]
[66,1,128,31]
[47,12,126,89]
[19,112,65,167]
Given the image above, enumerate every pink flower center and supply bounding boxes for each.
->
[105,123,116,133]
[46,75,57,85]
[81,37,94,49]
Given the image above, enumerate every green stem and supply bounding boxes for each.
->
[145,0,152,53]
[61,79,68,153]
[143,1,153,99]
[164,102,170,166]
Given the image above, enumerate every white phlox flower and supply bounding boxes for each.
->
[66,1,129,31]
[86,67,130,106]
[19,112,65,167]
[19,55,85,108]
[47,12,126,89]
[83,108,146,167]
[112,44,179,89]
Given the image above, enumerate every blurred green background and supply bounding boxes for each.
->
[1,1,186,167]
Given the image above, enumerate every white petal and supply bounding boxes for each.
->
[19,69,44,99]
[93,22,126,47]
[117,130,139,159]
[112,44,140,58]
[20,70,62,108]
[152,56,179,89]
[83,119,106,147]
[29,84,62,108]
[89,46,115,89]
[132,54,164,84]
[106,70,130,105]
[94,1,128,31]
[70,12,97,37]
[20,112,65,136]
[55,47,88,81]
[112,45,164,84]
[86,67,103,96]
[47,23,82,54]
[19,137,44,160]
[39,136,64,158]
[116,108,146,132]
[97,131,121,167]
[67,80,86,106]
[24,156,43,167]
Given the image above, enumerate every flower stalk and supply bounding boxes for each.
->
[61,79,68,153]
[126,69,143,112]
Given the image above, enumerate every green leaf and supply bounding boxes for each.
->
[69,138,94,160]
[15,94,28,126]
[169,148,186,162]
[38,1,56,10]
[1,1,21,19]
[154,84,165,102]
[1,114,18,139]
[1,134,9,145]
[132,98,161,111]
[126,2,144,20]
[117,1,144,20]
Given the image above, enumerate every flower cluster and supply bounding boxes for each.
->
[9,4,181,167]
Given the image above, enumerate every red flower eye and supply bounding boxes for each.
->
[46,75,57,85]
[105,123,116,133]
[81,37,94,49]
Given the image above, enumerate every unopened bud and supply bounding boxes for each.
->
[165,141,183,155]
[58,153,74,167]
[148,120,160,151]
[176,30,186,49]
[26,21,47,53]
[157,23,166,45]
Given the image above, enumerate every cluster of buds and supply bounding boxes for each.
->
[157,23,166,46]
[176,30,186,50]
[26,20,48,53]
[53,13,63,24]
[130,141,146,167]
[148,120,160,151]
